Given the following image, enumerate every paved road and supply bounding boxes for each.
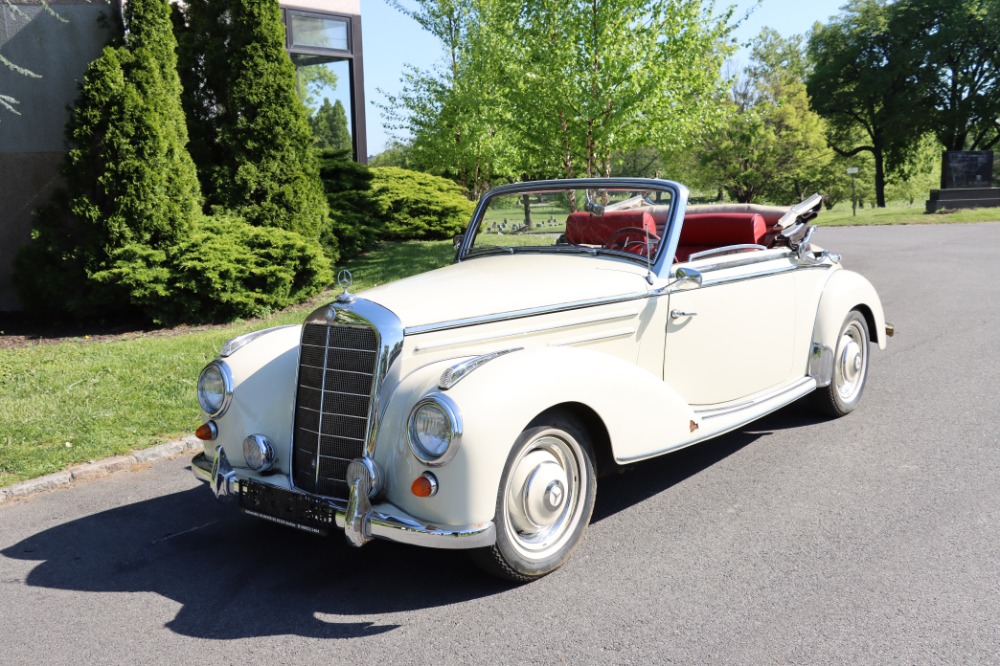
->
[2,223,999,665]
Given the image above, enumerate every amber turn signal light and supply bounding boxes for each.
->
[195,422,218,441]
[411,472,438,497]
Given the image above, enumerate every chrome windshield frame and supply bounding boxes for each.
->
[456,178,689,281]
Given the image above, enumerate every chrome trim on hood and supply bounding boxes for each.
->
[403,290,651,336]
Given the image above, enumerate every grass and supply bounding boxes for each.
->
[0,240,455,488]
[818,201,1000,226]
[4,200,1000,488]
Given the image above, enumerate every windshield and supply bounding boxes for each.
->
[464,184,674,263]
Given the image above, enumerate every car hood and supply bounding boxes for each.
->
[358,254,651,330]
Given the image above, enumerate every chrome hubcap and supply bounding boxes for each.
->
[835,321,867,401]
[504,434,584,559]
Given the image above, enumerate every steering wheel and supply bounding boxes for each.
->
[603,227,661,256]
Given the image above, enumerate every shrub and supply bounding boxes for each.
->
[369,167,476,241]
[92,214,332,324]
[317,149,378,259]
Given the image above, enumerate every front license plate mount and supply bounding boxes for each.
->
[239,480,337,536]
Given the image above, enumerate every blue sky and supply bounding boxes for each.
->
[360,0,848,154]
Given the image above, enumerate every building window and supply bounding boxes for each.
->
[288,12,349,53]
[283,8,366,162]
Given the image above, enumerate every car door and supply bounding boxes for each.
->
[662,253,799,406]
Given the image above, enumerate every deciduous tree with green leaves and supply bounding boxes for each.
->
[700,30,832,203]
[513,0,734,181]
[806,0,924,207]
[891,0,1000,151]
[383,0,734,196]
[381,0,521,199]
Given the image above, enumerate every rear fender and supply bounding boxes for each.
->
[812,270,887,351]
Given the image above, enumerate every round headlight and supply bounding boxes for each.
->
[243,434,275,472]
[407,394,462,466]
[197,361,233,418]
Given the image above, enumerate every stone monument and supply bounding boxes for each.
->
[925,150,1000,212]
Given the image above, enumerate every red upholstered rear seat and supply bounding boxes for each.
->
[565,210,657,246]
[675,213,768,262]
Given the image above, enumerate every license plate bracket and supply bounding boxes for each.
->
[239,480,337,536]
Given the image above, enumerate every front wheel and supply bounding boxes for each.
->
[811,310,870,417]
[471,417,596,582]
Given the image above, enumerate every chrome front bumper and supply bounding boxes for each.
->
[191,450,496,551]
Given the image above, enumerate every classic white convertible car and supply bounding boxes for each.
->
[191,178,890,581]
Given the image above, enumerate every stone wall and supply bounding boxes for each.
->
[0,0,120,310]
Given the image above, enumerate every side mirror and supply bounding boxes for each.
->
[673,266,703,288]
[453,233,465,249]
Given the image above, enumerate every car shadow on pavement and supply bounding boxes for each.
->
[2,402,827,641]
[2,484,512,640]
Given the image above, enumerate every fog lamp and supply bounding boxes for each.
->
[242,434,275,473]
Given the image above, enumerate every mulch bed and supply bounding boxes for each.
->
[0,311,233,351]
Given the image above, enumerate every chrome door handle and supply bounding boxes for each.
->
[671,310,697,319]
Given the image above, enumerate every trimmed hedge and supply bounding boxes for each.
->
[92,214,331,324]
[369,167,476,241]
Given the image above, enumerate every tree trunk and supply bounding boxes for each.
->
[873,145,887,208]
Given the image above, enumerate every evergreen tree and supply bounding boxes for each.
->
[173,0,329,241]
[14,0,202,317]
[311,98,353,153]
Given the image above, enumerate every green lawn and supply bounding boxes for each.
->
[0,240,454,488]
[818,201,1000,226]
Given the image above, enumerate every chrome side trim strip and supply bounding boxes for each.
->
[616,377,816,464]
[413,308,640,350]
[551,328,635,347]
[405,296,648,336]
[687,244,768,262]
[692,377,815,419]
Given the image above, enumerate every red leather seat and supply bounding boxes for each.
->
[565,210,658,246]
[675,213,767,262]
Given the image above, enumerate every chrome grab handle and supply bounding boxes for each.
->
[671,310,697,319]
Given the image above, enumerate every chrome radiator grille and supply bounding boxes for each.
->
[292,322,378,498]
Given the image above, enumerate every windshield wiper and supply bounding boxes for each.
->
[468,245,515,256]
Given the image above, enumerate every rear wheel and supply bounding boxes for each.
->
[471,417,596,582]
[811,310,870,417]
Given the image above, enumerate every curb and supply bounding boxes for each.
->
[0,436,204,507]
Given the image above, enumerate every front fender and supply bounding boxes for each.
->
[376,346,695,527]
[812,269,887,351]
[201,325,302,472]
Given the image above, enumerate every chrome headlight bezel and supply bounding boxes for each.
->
[197,360,234,418]
[407,393,462,467]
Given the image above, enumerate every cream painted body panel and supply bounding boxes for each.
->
[362,253,651,330]
[372,347,698,527]
[664,257,798,404]
[811,269,888,350]
[198,325,302,472]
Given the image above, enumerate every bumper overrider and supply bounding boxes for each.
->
[191,448,495,550]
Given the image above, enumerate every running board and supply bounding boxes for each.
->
[616,377,816,464]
